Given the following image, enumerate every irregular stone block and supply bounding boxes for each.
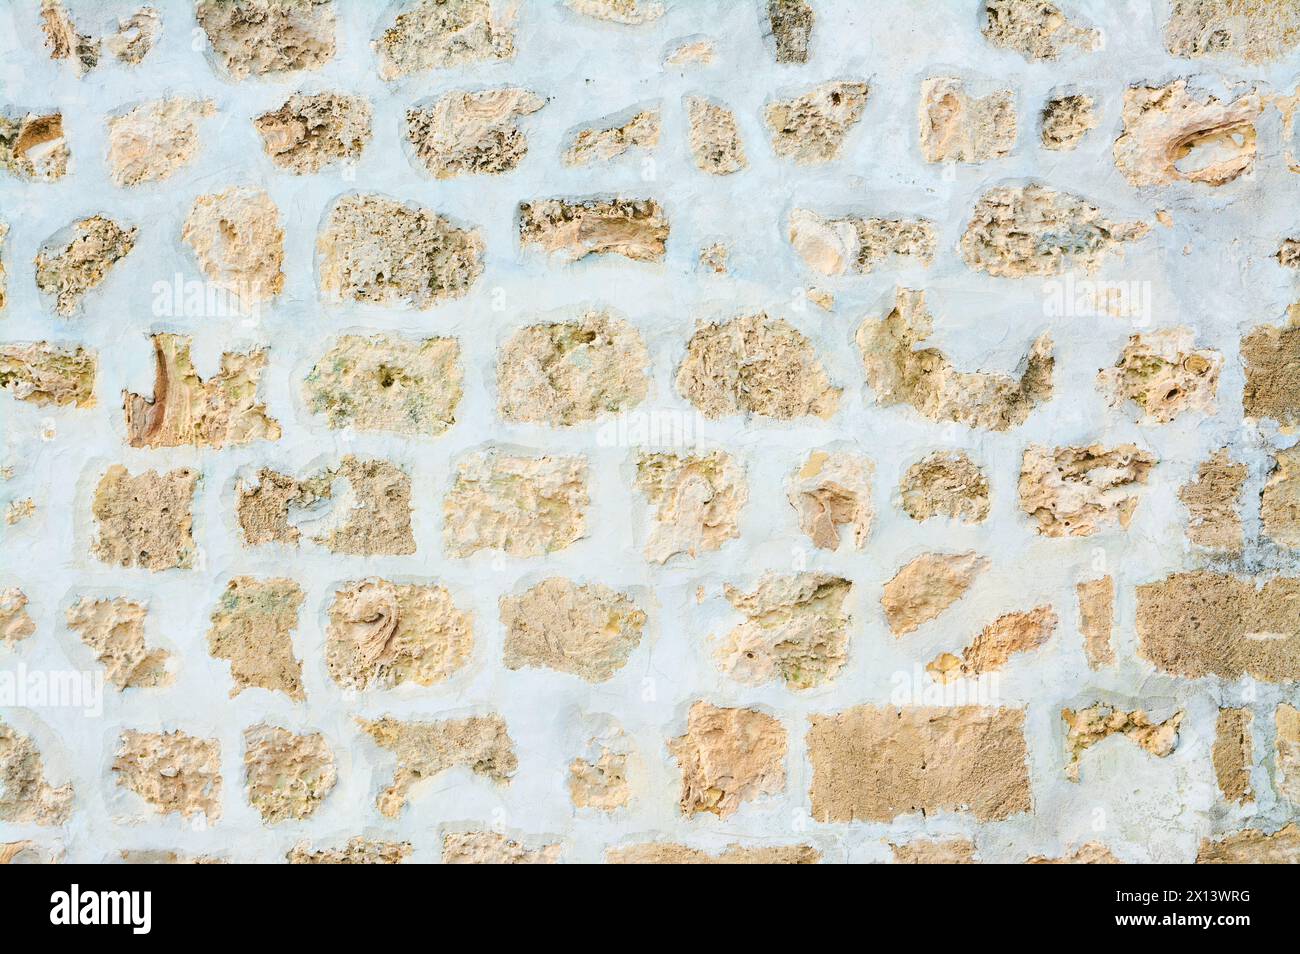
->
[0,722,72,825]
[1040,94,1095,150]
[807,705,1031,822]
[196,0,336,80]
[608,842,818,864]
[788,450,873,550]
[442,831,561,864]
[360,714,516,818]
[113,730,221,822]
[899,451,990,523]
[0,111,69,180]
[65,597,172,690]
[254,91,371,174]
[668,701,786,818]
[326,579,472,690]
[890,838,976,864]
[664,40,714,66]
[287,837,411,864]
[518,197,668,262]
[635,450,747,562]
[0,589,36,647]
[206,577,305,701]
[1076,576,1115,669]
[497,311,648,424]
[767,0,813,63]
[304,334,462,437]
[1278,238,1300,269]
[857,288,1052,430]
[686,97,746,175]
[764,81,869,165]
[981,0,1099,61]
[443,450,588,557]
[1197,825,1300,863]
[182,187,285,305]
[881,552,988,637]
[317,193,484,307]
[1241,306,1300,425]
[40,0,98,74]
[107,98,215,187]
[1213,707,1253,805]
[1062,704,1183,782]
[569,728,632,811]
[1165,0,1300,63]
[788,210,935,275]
[35,215,137,317]
[928,605,1056,682]
[1179,449,1246,552]
[565,0,663,25]
[107,7,160,64]
[1262,446,1300,549]
[375,0,514,79]
[1097,328,1221,424]
[407,88,544,178]
[919,77,1016,164]
[1018,443,1155,537]
[91,466,198,571]
[500,578,645,682]
[563,108,660,166]
[0,342,96,407]
[1026,843,1119,864]
[1275,705,1300,804]
[5,499,33,526]
[244,725,336,823]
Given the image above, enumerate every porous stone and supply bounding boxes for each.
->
[0,343,96,407]
[635,451,747,562]
[678,313,840,420]
[686,97,746,175]
[565,0,663,25]
[767,0,813,63]
[1197,825,1300,863]
[1261,446,1300,549]
[0,589,36,647]
[668,702,786,818]
[857,288,1053,430]
[443,450,588,557]
[1278,238,1300,269]
[326,579,472,690]
[243,725,336,823]
[1026,843,1120,864]
[699,241,728,275]
[1180,449,1246,552]
[1040,94,1095,150]
[406,88,545,178]
[113,730,221,821]
[608,842,818,864]
[1241,305,1300,425]
[206,577,305,701]
[35,215,137,317]
[928,605,1056,682]
[107,7,160,64]
[0,221,7,310]
[1213,708,1253,805]
[1097,328,1221,424]
[1018,444,1156,537]
[40,0,98,74]
[1062,704,1183,782]
[1076,576,1115,669]
[1164,0,1300,63]
[182,187,285,305]
[518,198,668,262]
[563,109,660,166]
[787,450,873,550]
[196,0,336,80]
[981,0,1099,61]
[764,81,869,165]
[0,722,72,825]
[881,552,989,637]
[1275,705,1300,804]
[441,830,561,864]
[254,92,371,173]
[106,98,215,187]
[500,578,645,682]
[918,77,1016,164]
[91,466,198,571]
[569,731,632,811]
[899,451,990,523]
[287,837,411,864]
[788,210,936,275]
[360,714,517,818]
[0,111,69,180]
[375,0,515,80]
[664,40,715,66]
[65,597,171,690]
[890,839,977,864]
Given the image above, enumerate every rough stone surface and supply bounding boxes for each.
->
[563,109,660,166]
[1180,449,1246,552]
[406,88,545,179]
[107,98,214,188]
[1197,825,1300,863]
[569,730,632,811]
[500,578,646,682]
[899,451,990,523]
[635,450,746,562]
[1164,0,1300,63]
[1276,705,1300,805]
[890,838,976,864]
[928,605,1056,682]
[443,450,588,557]
[686,97,746,175]
[182,187,285,305]
[1077,576,1115,669]
[91,466,198,571]
[66,597,172,690]
[789,210,936,276]
[0,111,69,181]
[608,842,818,864]
[113,730,221,821]
[1040,94,1095,150]
[196,0,336,80]
[1062,704,1183,782]
[1241,306,1300,426]
[1261,447,1300,549]
[243,725,336,824]
[1213,707,1254,805]
[919,77,1016,164]
[0,722,73,825]
[881,552,988,637]
[767,0,813,63]
[375,0,514,80]
[255,91,371,174]
[764,82,869,165]
[206,577,305,701]
[0,342,96,407]
[287,837,411,865]
[518,197,668,263]
[107,7,160,64]
[981,0,1099,61]
[1097,328,1221,424]
[787,450,873,550]
[668,702,786,818]
[35,215,137,316]
[1018,444,1156,537]
[40,0,99,75]
[441,830,562,864]
[0,589,36,647]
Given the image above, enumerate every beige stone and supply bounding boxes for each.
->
[1277,704,1300,804]
[716,574,852,690]
[1,841,47,864]
[1165,0,1300,63]
[808,705,1031,822]
[287,837,411,864]
[35,215,137,317]
[375,0,514,80]
[608,842,819,864]
[960,184,1148,277]
[858,288,1053,430]
[890,839,976,864]
[767,0,813,63]
[899,451,990,523]
[1241,306,1300,426]
[443,450,588,557]
[182,187,284,305]
[686,97,746,175]
[196,0,336,80]
[244,725,336,824]
[679,313,840,420]
[1197,824,1300,863]
[1262,446,1300,549]
[668,702,786,818]
[518,197,668,263]
[326,579,472,690]
[0,221,7,310]
[107,98,214,188]
[0,112,69,180]
[635,451,746,562]
[1062,704,1183,781]
[124,334,279,449]
[501,578,645,682]
[1113,81,1263,188]
[929,606,1056,682]
[113,730,221,821]
[65,597,171,690]
[254,91,371,174]
[41,0,98,74]
[563,109,660,166]
[981,0,1099,60]
[0,589,36,647]
[1213,708,1253,805]
[407,88,545,178]
[361,715,517,818]
[304,334,462,437]
[881,552,988,637]
[206,577,305,701]
[664,40,715,66]
[569,733,632,811]
[1041,94,1096,150]
[1180,449,1246,552]
[497,312,649,425]
[566,0,663,24]
[764,81,869,165]
[1098,328,1221,424]
[442,831,562,864]
[0,722,72,825]
[1077,576,1115,669]
[317,193,484,308]
[699,242,729,274]
[1018,443,1155,537]
[118,850,225,865]
[1026,843,1120,864]
[106,7,161,64]
[789,210,936,276]
[1137,571,1300,682]
[919,77,1016,164]
[788,450,873,550]
[91,466,198,571]
[6,499,33,527]
[0,343,96,407]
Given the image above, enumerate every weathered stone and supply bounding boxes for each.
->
[118,849,225,865]
[808,705,1031,822]
[919,77,1016,164]
[608,842,818,864]
[1241,306,1300,426]
[287,837,411,864]
[0,841,47,864]
[1137,571,1300,682]
[960,185,1148,277]
[326,580,472,690]
[1165,0,1300,63]
[890,839,976,864]
[1197,825,1300,863]
[0,722,72,825]
[40,0,98,74]
[899,451,990,523]
[443,450,588,557]
[91,466,198,571]
[1262,447,1300,549]
[569,729,632,811]
[66,597,171,690]
[182,187,285,305]
[881,552,988,637]
[1213,708,1253,805]
[375,0,514,80]
[679,313,840,420]
[716,573,852,690]
[928,606,1056,682]
[686,97,746,175]
[497,312,648,425]
[1098,328,1221,424]
[635,451,747,562]
[107,98,214,187]
[107,7,161,64]
[206,578,305,701]
[317,193,484,308]
[501,578,645,682]
[518,197,667,262]
[981,0,1099,60]
[565,0,663,25]
[789,210,935,275]
[1062,704,1183,781]
[664,40,715,66]
[406,88,544,178]
[304,334,462,437]
[563,108,660,166]
[442,831,561,864]
[1026,843,1120,864]
[0,112,69,180]
[764,81,869,165]
[0,589,36,647]
[243,725,335,823]
[1277,704,1300,804]
[857,289,1053,430]
[0,221,7,310]
[360,715,516,818]
[1041,94,1095,150]
[196,0,336,80]
[1018,444,1156,537]
[1180,449,1246,552]
[124,334,280,449]
[0,343,96,407]
[668,702,786,818]
[1077,576,1115,669]
[254,91,371,173]
[1278,238,1300,269]
[1113,81,1264,188]
[767,0,813,63]
[35,215,137,317]
[788,450,873,550]
[5,500,33,527]
[699,242,729,274]
[113,730,221,821]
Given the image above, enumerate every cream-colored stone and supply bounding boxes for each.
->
[569,730,632,811]
[1180,449,1246,552]
[91,466,198,571]
[1062,704,1183,781]
[441,830,562,864]
[1213,707,1253,805]
[928,605,1056,682]
[981,0,1099,60]
[1026,843,1120,864]
[767,0,813,63]
[106,7,160,64]
[0,589,36,648]
[1018,443,1156,537]
[287,837,411,864]
[1076,576,1115,669]
[0,343,96,407]
[1277,704,1300,804]
[890,838,976,864]
[196,0,336,80]
[206,577,305,701]
[407,88,545,178]
[788,450,873,550]
[0,112,69,180]
[699,242,728,274]
[35,215,137,317]
[243,725,336,823]
[664,40,715,66]
[501,578,645,682]
[881,552,989,637]
[65,597,171,690]
[375,0,514,80]
[668,702,786,818]
[563,109,661,166]
[1241,305,1300,426]
[919,77,1016,164]
[899,451,990,523]
[182,187,284,305]
[443,450,588,557]
[1197,825,1300,863]
[254,91,371,174]
[1262,446,1300,549]
[788,210,935,276]
[566,0,663,25]
[608,842,819,864]
[764,81,869,165]
[635,451,747,562]
[686,97,746,175]
[1098,328,1221,424]
[1041,94,1095,150]
[518,197,668,263]
[1165,0,1300,63]
[0,722,72,825]
[106,98,214,187]
[113,730,221,821]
